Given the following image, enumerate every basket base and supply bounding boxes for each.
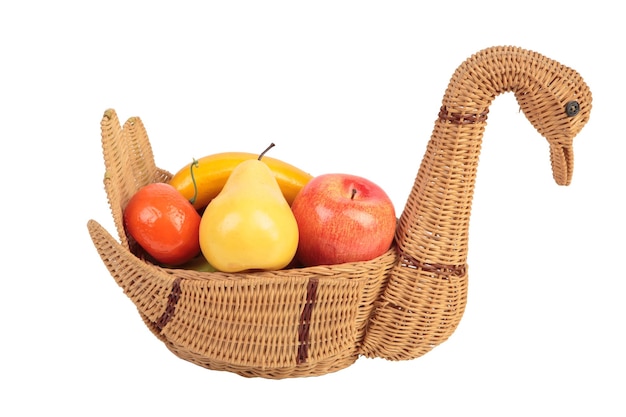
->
[163,340,360,379]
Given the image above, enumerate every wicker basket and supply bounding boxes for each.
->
[87,46,592,379]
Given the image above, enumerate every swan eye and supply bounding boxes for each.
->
[565,101,580,117]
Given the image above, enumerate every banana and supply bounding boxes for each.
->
[168,152,314,210]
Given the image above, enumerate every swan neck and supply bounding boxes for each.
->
[395,45,578,267]
[397,114,486,266]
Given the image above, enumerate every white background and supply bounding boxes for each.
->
[2,1,624,416]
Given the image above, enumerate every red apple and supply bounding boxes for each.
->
[291,173,396,267]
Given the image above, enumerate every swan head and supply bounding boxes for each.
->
[514,68,592,186]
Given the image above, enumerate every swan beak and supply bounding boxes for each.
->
[550,143,574,186]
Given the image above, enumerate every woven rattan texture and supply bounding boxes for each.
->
[88,46,591,378]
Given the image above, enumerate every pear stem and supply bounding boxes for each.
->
[258,143,275,160]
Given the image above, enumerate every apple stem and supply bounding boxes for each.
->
[189,158,199,205]
[351,188,357,200]
[258,143,276,160]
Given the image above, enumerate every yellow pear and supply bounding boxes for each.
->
[199,147,299,272]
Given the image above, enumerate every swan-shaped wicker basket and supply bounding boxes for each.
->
[87,46,592,379]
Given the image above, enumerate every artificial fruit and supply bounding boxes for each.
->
[168,151,313,210]
[123,182,201,266]
[291,173,396,267]
[198,144,299,272]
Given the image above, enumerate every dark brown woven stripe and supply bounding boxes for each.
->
[399,251,467,277]
[438,106,489,124]
[297,278,319,364]
[155,278,182,331]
